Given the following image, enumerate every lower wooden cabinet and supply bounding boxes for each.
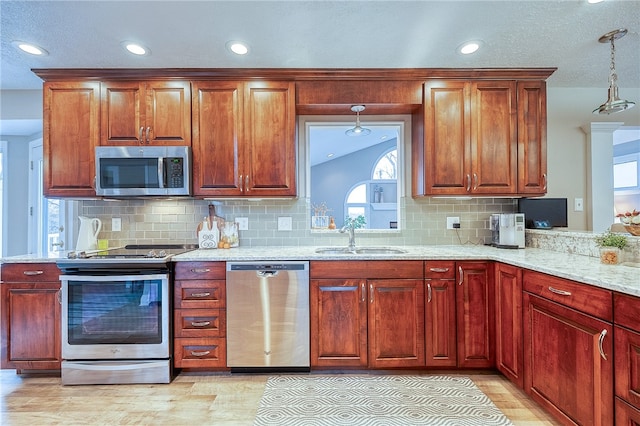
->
[0,263,62,371]
[456,261,494,368]
[494,262,523,387]
[424,261,457,367]
[616,398,640,426]
[173,262,227,369]
[523,290,613,426]
[310,261,424,369]
[615,292,640,416]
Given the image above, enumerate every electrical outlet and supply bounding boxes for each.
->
[112,217,121,232]
[236,217,249,231]
[574,198,584,212]
[446,216,460,230]
[278,216,293,231]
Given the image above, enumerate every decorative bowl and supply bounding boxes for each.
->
[623,225,640,236]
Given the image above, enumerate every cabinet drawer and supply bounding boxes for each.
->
[174,262,225,280]
[523,270,612,321]
[310,261,422,279]
[1,263,60,282]
[174,309,226,338]
[174,280,226,309]
[424,261,455,279]
[614,292,640,331]
[174,338,227,368]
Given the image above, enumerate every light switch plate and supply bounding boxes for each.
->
[112,217,121,232]
[574,198,584,212]
[278,216,293,231]
[236,217,249,231]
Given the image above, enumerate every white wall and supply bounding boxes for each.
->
[546,87,640,230]
[0,90,42,120]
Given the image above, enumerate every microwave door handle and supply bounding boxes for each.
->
[159,158,167,189]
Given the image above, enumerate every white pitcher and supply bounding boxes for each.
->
[76,216,102,251]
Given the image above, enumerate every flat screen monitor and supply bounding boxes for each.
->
[517,198,568,229]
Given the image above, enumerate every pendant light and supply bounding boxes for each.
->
[593,28,636,115]
[345,105,371,136]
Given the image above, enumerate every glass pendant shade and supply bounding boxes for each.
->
[345,105,371,136]
[593,29,636,115]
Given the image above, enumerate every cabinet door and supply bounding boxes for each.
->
[43,81,100,197]
[616,398,640,426]
[101,81,190,146]
[495,262,523,388]
[192,81,244,196]
[368,279,425,368]
[421,80,471,195]
[101,81,144,145]
[243,81,296,196]
[517,81,547,195]
[310,279,367,367]
[1,283,61,370]
[145,81,191,145]
[615,326,640,411]
[456,261,494,368]
[425,278,457,367]
[470,81,517,194]
[524,293,613,426]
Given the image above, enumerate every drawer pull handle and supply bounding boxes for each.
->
[427,283,432,303]
[370,283,374,304]
[429,267,450,273]
[190,292,211,298]
[23,270,44,276]
[189,350,211,357]
[458,266,464,285]
[598,329,608,360]
[466,174,471,192]
[190,268,211,274]
[361,282,366,303]
[190,321,211,328]
[548,286,571,296]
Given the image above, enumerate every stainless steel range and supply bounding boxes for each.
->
[56,244,195,385]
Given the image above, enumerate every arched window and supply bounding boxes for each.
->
[344,183,367,227]
[372,148,397,180]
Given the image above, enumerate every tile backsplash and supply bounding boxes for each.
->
[80,197,518,248]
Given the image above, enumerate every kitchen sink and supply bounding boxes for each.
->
[315,247,408,255]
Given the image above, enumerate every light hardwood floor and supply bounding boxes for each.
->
[1,369,561,425]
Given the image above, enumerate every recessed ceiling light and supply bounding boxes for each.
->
[327,153,335,158]
[12,41,48,56]
[457,40,484,55]
[121,41,150,56]
[226,41,249,55]
[587,0,604,4]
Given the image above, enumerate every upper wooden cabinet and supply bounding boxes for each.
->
[192,81,296,197]
[414,79,547,197]
[415,80,517,196]
[43,81,100,198]
[517,81,547,195]
[100,81,191,146]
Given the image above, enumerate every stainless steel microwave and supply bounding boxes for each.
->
[95,146,191,197]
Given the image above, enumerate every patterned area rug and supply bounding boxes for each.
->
[254,375,514,426]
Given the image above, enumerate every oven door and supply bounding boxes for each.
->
[60,273,170,360]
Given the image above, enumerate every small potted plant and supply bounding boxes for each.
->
[594,231,628,264]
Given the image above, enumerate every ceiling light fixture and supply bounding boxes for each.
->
[121,41,150,56]
[457,40,483,55]
[226,41,249,55]
[12,41,48,56]
[593,28,635,115]
[345,105,371,137]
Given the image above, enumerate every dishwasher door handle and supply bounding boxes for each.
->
[257,270,279,278]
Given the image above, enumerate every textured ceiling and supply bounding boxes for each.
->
[1,0,639,91]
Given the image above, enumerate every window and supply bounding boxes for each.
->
[373,149,397,180]
[0,141,5,257]
[614,160,638,189]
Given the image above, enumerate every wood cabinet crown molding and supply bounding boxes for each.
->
[31,67,557,82]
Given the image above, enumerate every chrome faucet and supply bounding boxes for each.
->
[340,223,356,252]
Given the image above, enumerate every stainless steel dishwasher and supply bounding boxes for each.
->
[226,261,310,372]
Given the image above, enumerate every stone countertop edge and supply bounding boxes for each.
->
[2,245,639,298]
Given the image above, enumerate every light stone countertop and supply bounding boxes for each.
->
[3,245,639,297]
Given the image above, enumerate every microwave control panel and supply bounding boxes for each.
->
[166,157,184,188]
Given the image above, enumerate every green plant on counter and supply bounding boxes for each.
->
[595,231,628,250]
[344,215,367,229]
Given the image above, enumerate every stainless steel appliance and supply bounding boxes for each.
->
[57,245,195,385]
[226,261,310,372]
[489,213,526,249]
[95,146,191,197]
